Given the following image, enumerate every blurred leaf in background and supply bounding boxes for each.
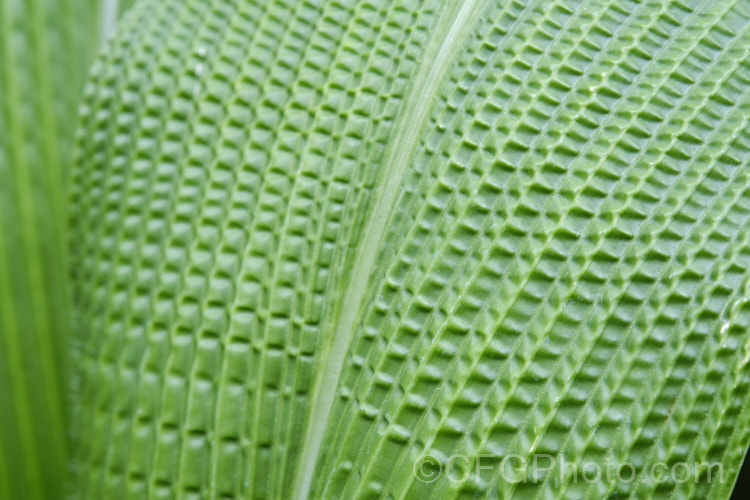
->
[0,0,114,498]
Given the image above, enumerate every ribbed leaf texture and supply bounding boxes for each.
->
[0,0,101,498]
[70,0,750,498]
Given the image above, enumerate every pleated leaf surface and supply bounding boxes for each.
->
[70,0,750,498]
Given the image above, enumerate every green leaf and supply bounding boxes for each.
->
[0,0,102,498]
[69,0,750,498]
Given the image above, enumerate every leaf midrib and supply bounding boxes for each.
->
[291,1,486,497]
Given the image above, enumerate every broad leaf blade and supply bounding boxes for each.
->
[70,0,750,498]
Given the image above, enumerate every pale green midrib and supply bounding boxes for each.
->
[101,0,119,41]
[291,1,486,498]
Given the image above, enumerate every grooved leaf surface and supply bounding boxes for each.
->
[70,0,750,499]
[0,0,101,498]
